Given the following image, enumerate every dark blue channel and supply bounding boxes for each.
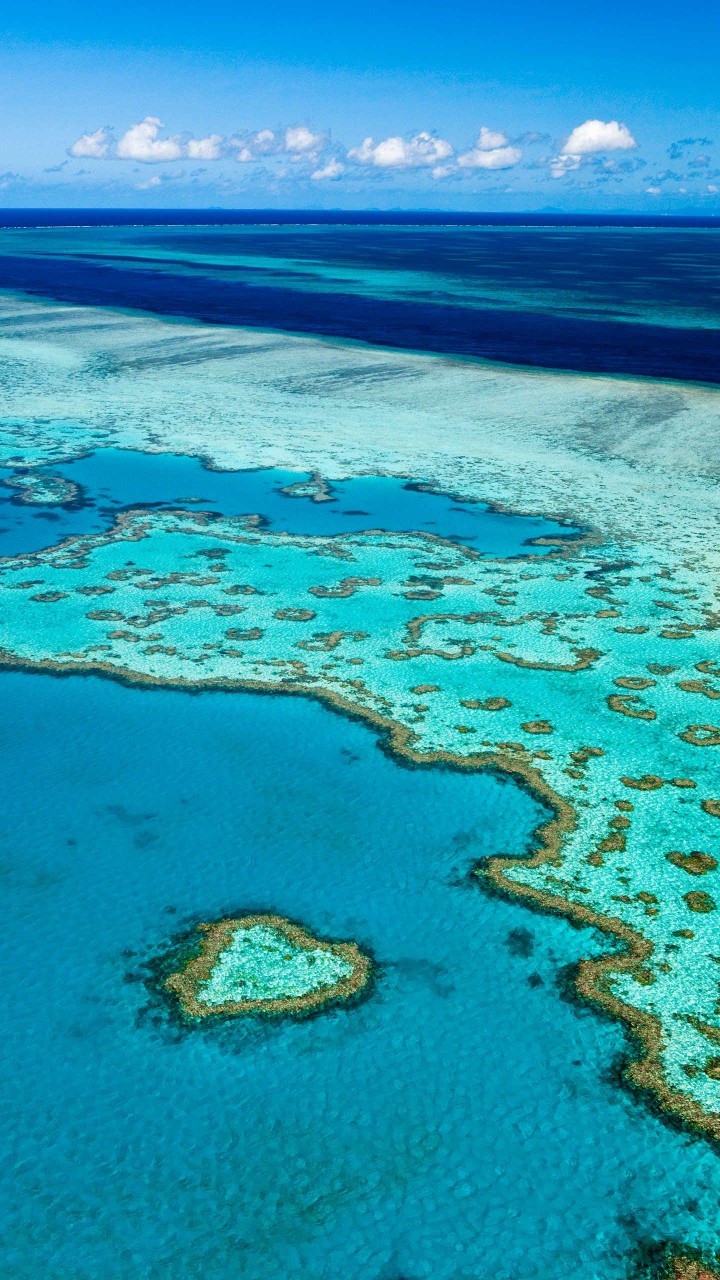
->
[1,250,719,384]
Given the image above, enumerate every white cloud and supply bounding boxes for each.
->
[116,117,183,163]
[68,127,112,159]
[135,175,164,190]
[709,184,719,194]
[474,126,510,150]
[311,159,345,181]
[348,132,453,169]
[186,134,224,160]
[284,125,325,154]
[562,119,637,155]
[458,141,522,170]
[645,185,661,195]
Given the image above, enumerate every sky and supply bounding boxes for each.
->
[0,0,718,211]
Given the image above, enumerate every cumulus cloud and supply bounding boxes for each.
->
[311,158,345,181]
[474,126,510,150]
[68,126,112,159]
[348,132,453,169]
[116,117,184,163]
[562,119,637,155]
[284,125,325,154]
[458,132,522,170]
[186,134,224,160]
[68,119,228,163]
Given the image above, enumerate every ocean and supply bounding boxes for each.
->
[0,213,719,1279]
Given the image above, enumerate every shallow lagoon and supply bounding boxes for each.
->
[2,670,720,1280]
[0,448,573,557]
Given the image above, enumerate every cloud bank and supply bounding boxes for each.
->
[59,111,720,201]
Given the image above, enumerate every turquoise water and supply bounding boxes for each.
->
[0,449,573,557]
[2,669,720,1280]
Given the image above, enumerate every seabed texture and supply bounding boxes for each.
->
[1,284,720,1276]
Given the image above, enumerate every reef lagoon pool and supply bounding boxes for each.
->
[0,448,576,559]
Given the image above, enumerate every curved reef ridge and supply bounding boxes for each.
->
[3,469,80,507]
[166,914,371,1019]
[0,503,720,1138]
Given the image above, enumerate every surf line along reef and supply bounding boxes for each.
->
[1,501,720,1137]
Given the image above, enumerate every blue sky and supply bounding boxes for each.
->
[0,0,718,210]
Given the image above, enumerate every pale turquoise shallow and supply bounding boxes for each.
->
[197,924,355,1006]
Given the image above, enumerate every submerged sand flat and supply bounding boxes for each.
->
[1,293,720,553]
[1,292,720,1137]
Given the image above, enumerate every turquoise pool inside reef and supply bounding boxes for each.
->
[0,448,574,558]
[2,670,720,1280]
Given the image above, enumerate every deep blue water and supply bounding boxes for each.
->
[0,449,574,558]
[1,209,719,227]
[0,219,718,382]
[2,670,720,1279]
